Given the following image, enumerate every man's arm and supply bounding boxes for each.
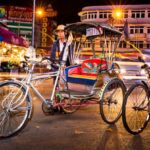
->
[50,42,57,60]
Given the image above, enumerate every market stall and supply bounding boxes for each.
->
[0,26,28,72]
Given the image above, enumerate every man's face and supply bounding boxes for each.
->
[56,30,65,40]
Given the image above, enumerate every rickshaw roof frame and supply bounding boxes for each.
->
[65,22,122,39]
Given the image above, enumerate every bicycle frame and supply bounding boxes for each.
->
[14,61,66,106]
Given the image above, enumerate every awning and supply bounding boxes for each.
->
[0,26,28,47]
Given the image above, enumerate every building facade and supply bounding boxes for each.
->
[0,5,57,56]
[0,6,32,42]
[78,5,150,53]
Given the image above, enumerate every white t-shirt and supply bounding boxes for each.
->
[59,40,65,53]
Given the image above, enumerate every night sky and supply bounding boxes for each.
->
[1,0,150,24]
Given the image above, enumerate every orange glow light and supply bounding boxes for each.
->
[36,8,44,17]
[113,9,123,20]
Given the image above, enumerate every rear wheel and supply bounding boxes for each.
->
[122,83,150,135]
[0,81,31,138]
[100,78,126,124]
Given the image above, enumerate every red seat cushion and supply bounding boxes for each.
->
[81,59,107,76]
[66,59,107,85]
[68,58,107,79]
[69,66,82,75]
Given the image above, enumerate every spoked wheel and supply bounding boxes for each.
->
[0,81,31,138]
[122,83,150,135]
[100,78,126,124]
[61,96,81,114]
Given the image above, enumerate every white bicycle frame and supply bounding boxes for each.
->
[15,60,65,106]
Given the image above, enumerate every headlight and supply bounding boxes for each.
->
[120,68,126,74]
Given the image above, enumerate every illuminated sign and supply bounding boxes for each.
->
[41,17,48,47]
[8,6,32,22]
[45,4,57,17]
[0,7,7,19]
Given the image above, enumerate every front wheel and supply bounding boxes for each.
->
[0,81,31,138]
[122,83,150,135]
[99,78,126,124]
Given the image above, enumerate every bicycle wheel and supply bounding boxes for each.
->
[122,83,150,135]
[0,81,31,138]
[100,78,126,124]
[60,94,81,114]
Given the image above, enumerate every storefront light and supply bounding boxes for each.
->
[13,49,18,52]
[6,44,11,49]
[2,48,7,53]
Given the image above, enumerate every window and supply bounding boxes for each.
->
[131,11,145,18]
[139,41,143,48]
[130,26,144,34]
[148,27,150,33]
[99,11,112,19]
[119,41,127,48]
[81,13,87,20]
[147,43,150,48]
[88,12,97,19]
[123,11,128,18]
[148,11,150,18]
[108,13,112,18]
[104,13,107,18]
[130,41,144,48]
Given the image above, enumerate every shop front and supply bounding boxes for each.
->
[0,26,28,73]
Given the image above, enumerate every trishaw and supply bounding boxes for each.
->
[0,22,126,138]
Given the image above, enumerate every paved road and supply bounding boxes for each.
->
[0,78,150,150]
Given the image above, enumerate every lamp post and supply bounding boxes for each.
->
[32,0,36,47]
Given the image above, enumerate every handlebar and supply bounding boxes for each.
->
[20,56,62,71]
[41,57,60,70]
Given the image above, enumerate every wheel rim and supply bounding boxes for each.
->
[124,85,149,133]
[0,83,30,138]
[101,80,124,123]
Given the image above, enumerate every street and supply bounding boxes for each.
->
[0,78,150,150]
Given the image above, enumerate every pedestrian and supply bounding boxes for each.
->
[50,24,74,67]
[24,39,36,61]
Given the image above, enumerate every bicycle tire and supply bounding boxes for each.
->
[99,78,126,124]
[122,83,150,135]
[0,80,31,138]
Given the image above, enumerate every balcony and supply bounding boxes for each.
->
[129,33,146,40]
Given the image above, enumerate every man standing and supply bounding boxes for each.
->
[50,24,73,66]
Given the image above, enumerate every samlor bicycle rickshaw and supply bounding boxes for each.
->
[0,22,126,138]
[62,22,126,122]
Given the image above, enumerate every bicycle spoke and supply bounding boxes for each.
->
[0,82,31,138]
[100,79,125,124]
[123,84,149,134]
